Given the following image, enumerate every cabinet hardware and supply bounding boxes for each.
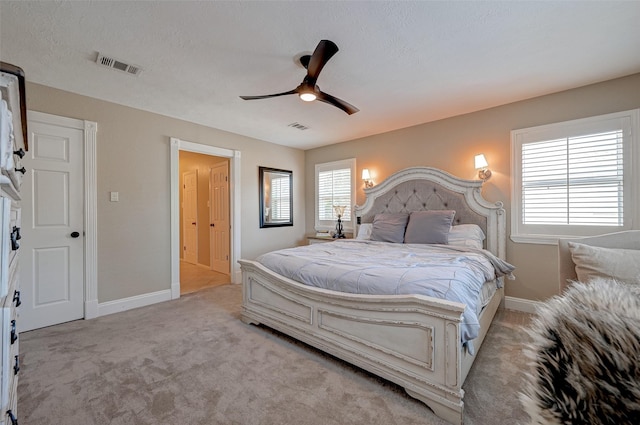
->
[210,223,215,227]
[13,355,19,375]
[6,410,18,425]
[14,167,26,175]
[10,320,17,344]
[13,148,25,158]
[10,227,20,250]
[12,290,21,307]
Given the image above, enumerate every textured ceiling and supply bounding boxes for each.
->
[1,1,639,150]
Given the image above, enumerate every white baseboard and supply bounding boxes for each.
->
[85,299,98,319]
[171,282,180,299]
[233,270,242,285]
[504,296,541,314]
[97,289,172,317]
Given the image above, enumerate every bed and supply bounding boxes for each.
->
[239,167,510,424]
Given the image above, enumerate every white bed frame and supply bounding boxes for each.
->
[239,167,506,424]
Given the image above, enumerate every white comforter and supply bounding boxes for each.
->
[256,240,515,349]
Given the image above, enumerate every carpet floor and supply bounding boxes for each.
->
[17,284,533,425]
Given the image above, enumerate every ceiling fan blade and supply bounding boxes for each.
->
[306,40,339,84]
[240,89,297,100]
[316,91,359,115]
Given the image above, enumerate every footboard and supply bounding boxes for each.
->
[240,259,470,424]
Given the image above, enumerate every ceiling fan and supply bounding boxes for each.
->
[240,40,359,115]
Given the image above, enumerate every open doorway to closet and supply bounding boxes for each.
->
[179,150,231,294]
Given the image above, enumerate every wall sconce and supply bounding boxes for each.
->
[474,154,492,181]
[362,168,374,188]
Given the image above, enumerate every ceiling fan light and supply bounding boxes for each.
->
[299,92,316,102]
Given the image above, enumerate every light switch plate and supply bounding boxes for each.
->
[110,191,119,202]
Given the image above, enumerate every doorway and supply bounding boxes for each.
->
[179,151,230,294]
[169,138,241,300]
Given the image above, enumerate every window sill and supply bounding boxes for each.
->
[510,234,562,245]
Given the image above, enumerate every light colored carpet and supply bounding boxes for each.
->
[18,284,532,425]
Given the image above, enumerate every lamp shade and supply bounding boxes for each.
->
[362,168,371,180]
[474,154,489,169]
[333,205,346,217]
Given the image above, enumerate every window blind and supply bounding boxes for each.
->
[318,168,352,222]
[521,130,624,226]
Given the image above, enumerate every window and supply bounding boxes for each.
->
[269,175,290,221]
[315,158,356,232]
[511,109,639,244]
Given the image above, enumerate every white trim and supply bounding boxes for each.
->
[504,296,541,314]
[511,108,640,244]
[26,111,98,320]
[83,120,98,319]
[97,289,172,317]
[170,138,242,300]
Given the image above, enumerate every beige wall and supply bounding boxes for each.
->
[26,82,306,303]
[305,73,640,302]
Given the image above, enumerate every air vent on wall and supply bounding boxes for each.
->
[96,53,142,76]
[288,122,309,131]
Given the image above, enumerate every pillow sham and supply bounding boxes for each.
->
[448,224,486,250]
[370,213,409,243]
[356,223,373,240]
[568,242,640,284]
[404,210,455,245]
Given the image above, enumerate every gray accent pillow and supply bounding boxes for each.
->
[370,213,409,243]
[404,210,455,244]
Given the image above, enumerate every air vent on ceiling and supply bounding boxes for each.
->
[288,122,309,131]
[96,53,142,76]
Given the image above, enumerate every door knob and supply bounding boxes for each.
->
[210,223,215,227]
[71,231,80,238]
[192,222,196,225]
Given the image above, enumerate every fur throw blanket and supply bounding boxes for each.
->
[520,278,640,425]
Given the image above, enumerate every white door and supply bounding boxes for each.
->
[21,115,84,331]
[210,162,230,274]
[182,170,197,264]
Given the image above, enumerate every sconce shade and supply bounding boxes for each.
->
[474,154,489,169]
[362,168,371,180]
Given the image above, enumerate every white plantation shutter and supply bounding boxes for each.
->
[318,168,351,221]
[522,130,624,226]
[512,109,638,243]
[270,176,290,221]
[315,158,356,231]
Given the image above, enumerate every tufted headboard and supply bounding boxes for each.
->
[354,167,506,259]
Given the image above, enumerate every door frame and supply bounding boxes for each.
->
[170,138,241,299]
[26,111,99,319]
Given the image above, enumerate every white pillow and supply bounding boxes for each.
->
[448,224,485,250]
[356,223,373,240]
[568,242,640,284]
